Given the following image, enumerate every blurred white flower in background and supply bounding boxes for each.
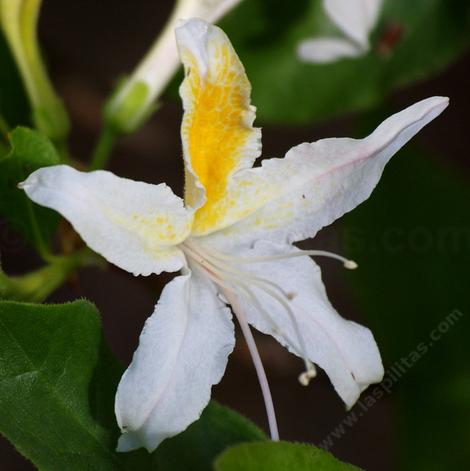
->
[106,0,242,133]
[297,0,383,64]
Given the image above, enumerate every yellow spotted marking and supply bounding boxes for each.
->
[108,210,192,250]
[180,32,260,234]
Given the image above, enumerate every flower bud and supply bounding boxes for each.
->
[105,0,241,134]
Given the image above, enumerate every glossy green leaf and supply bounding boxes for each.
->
[341,147,470,470]
[215,442,361,471]
[217,0,470,124]
[0,126,60,249]
[0,299,265,470]
[0,300,127,470]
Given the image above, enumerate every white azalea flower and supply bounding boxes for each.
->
[298,0,383,63]
[21,18,448,452]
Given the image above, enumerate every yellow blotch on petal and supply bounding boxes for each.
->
[109,211,192,253]
[180,28,261,235]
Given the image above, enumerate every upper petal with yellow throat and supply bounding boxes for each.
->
[176,18,261,234]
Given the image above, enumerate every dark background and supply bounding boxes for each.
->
[1,0,469,469]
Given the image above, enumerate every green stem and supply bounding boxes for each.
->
[89,126,117,170]
[22,171,51,260]
[0,249,102,303]
[55,139,72,164]
[1,0,70,142]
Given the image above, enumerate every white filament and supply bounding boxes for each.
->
[181,239,337,440]
[183,241,315,382]
[224,288,280,441]
[198,245,358,270]
[237,283,316,382]
[188,256,280,441]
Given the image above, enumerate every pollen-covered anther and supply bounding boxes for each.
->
[344,260,358,270]
[298,364,317,386]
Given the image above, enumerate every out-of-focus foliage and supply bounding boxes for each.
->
[342,145,470,470]
[0,127,59,248]
[0,0,69,142]
[0,32,29,128]
[214,442,361,470]
[218,0,470,124]
[0,300,266,471]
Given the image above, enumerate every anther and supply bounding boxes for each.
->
[298,365,317,386]
[287,292,296,300]
[343,260,358,270]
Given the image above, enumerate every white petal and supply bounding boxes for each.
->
[233,240,383,408]
[324,0,383,48]
[21,165,193,275]
[115,270,234,452]
[176,18,261,216]
[297,37,364,64]
[205,97,448,247]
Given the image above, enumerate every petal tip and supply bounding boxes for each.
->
[116,429,160,453]
[175,17,213,78]
[411,96,449,127]
[19,170,43,194]
[175,17,210,43]
[116,432,144,453]
[436,95,450,111]
[420,95,450,115]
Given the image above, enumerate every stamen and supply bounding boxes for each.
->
[226,290,280,441]
[198,243,358,270]
[246,279,315,382]
[343,259,358,270]
[298,364,317,386]
[183,240,317,384]
[218,269,317,388]
[207,264,315,386]
[201,248,295,300]
[238,284,310,370]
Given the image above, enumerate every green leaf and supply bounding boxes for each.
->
[217,0,470,124]
[0,300,265,470]
[0,300,126,470]
[214,442,361,471]
[151,401,266,471]
[0,126,60,250]
[4,126,61,167]
[341,147,470,470]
